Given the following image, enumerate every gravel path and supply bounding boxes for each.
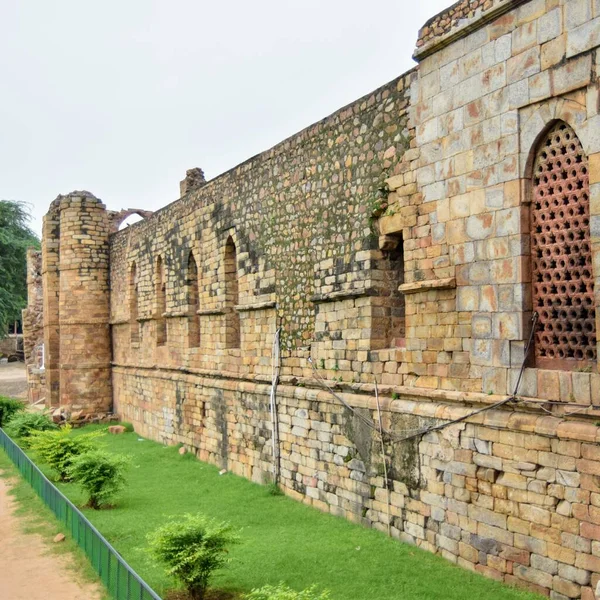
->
[0,476,102,600]
[0,362,28,399]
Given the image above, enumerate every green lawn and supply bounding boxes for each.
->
[3,426,542,600]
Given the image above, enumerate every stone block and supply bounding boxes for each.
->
[542,35,566,70]
[552,54,592,96]
[567,18,600,58]
[507,47,540,84]
[538,7,562,45]
[565,0,593,30]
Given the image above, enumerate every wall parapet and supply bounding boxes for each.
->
[414,0,530,60]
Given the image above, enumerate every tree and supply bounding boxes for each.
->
[0,200,40,337]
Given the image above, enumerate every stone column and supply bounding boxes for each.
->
[41,201,61,407]
[57,191,112,413]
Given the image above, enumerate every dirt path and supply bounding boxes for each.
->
[0,476,103,600]
[0,362,28,399]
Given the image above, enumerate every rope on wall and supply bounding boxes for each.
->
[269,328,282,484]
[308,312,540,446]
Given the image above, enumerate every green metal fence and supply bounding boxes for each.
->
[0,427,162,600]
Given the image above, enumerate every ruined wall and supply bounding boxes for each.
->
[109,70,416,383]
[22,249,45,402]
[24,0,600,597]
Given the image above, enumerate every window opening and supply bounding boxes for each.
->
[531,121,596,370]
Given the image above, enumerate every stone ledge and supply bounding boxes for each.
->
[109,319,129,326]
[59,318,111,325]
[413,0,530,62]
[235,301,276,312]
[111,363,600,442]
[311,288,376,303]
[60,363,111,370]
[137,316,153,322]
[164,311,187,319]
[196,308,225,316]
[399,277,456,294]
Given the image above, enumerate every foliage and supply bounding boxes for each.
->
[120,421,134,433]
[0,396,25,427]
[266,482,284,496]
[147,514,239,600]
[245,584,330,600]
[67,449,129,509]
[0,200,40,337]
[5,411,57,445]
[29,424,105,481]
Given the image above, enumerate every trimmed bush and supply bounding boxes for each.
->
[245,584,331,600]
[147,514,239,600]
[0,396,25,427]
[29,424,105,481]
[5,411,57,445]
[67,449,129,509]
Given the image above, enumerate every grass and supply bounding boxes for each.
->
[0,450,108,599]
[4,425,543,600]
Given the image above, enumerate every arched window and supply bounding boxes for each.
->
[224,236,240,349]
[130,262,139,344]
[531,121,596,370]
[187,252,200,348]
[155,256,167,346]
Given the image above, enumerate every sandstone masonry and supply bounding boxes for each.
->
[24,1,600,597]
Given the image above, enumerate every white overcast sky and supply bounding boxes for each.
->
[1,1,451,236]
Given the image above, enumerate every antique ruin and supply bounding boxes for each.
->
[23,0,600,597]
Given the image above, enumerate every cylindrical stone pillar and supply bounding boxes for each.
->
[58,191,112,413]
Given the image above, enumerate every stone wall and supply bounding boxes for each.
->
[22,248,44,402]
[114,367,600,599]
[109,70,416,381]
[24,0,600,597]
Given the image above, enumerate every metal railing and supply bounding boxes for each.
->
[0,428,162,600]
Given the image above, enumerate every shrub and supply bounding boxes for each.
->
[147,514,239,600]
[245,584,331,600]
[120,422,134,433]
[0,396,25,427]
[67,450,129,509]
[29,424,105,481]
[5,411,57,445]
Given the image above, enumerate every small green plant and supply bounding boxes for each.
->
[318,359,325,370]
[67,450,129,509]
[29,424,105,481]
[5,411,57,446]
[391,392,399,400]
[245,583,331,600]
[147,514,239,600]
[267,482,284,496]
[120,421,135,433]
[333,361,339,372]
[0,396,25,427]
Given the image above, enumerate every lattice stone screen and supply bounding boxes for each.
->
[531,121,596,370]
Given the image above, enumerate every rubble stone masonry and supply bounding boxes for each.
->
[26,1,600,596]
